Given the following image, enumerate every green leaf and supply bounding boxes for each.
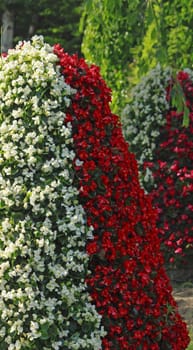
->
[150,26,157,41]
[40,322,50,340]
[0,342,7,350]
[0,200,6,210]
[171,80,184,111]
[182,105,190,127]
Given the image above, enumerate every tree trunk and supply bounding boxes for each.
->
[28,14,39,39]
[1,9,14,53]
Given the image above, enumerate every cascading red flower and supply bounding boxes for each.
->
[54,44,190,349]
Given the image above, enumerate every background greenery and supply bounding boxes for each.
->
[81,0,193,112]
[1,0,193,113]
[0,0,83,55]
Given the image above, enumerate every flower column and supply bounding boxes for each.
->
[54,46,190,350]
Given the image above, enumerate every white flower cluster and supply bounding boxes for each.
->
[0,36,105,349]
[122,64,172,187]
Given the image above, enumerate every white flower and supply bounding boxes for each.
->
[122,64,172,190]
[0,35,104,349]
[75,158,84,166]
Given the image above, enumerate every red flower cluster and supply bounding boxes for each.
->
[149,71,193,263]
[54,45,190,349]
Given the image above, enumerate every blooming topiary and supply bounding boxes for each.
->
[0,37,190,349]
[122,67,193,263]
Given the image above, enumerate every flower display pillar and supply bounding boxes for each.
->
[54,46,190,349]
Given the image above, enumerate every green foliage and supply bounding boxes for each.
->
[187,341,193,350]
[81,0,193,113]
[134,0,193,81]
[81,0,147,113]
[1,0,193,115]
[0,0,83,54]
[35,0,83,54]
